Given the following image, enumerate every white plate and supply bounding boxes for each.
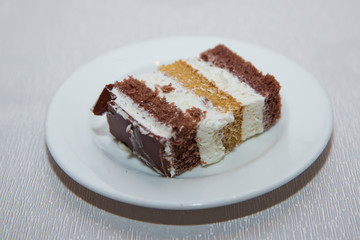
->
[46,36,333,210]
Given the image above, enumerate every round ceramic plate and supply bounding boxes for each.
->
[46,36,333,210]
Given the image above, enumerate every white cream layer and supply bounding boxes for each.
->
[186,58,265,141]
[137,71,234,165]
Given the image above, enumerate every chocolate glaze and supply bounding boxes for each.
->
[92,84,115,115]
[200,44,281,130]
[107,106,170,176]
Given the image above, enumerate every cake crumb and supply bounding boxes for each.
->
[160,83,175,93]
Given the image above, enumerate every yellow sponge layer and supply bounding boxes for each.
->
[159,60,240,112]
[159,60,244,150]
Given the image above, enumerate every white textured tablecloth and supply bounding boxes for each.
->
[1,0,360,239]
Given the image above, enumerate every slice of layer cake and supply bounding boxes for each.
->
[92,44,281,177]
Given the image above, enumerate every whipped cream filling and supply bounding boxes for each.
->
[186,58,265,140]
[137,71,234,165]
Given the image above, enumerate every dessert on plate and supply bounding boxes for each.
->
[92,44,281,177]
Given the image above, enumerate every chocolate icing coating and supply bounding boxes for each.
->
[107,106,170,176]
[92,84,115,115]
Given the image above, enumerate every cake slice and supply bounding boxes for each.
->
[92,44,281,177]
